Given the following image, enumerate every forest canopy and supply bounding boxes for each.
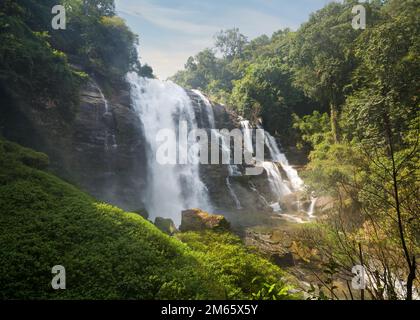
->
[171,0,418,146]
[172,0,419,299]
[0,0,153,119]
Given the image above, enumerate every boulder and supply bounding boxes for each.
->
[179,209,230,232]
[272,252,295,267]
[154,217,177,235]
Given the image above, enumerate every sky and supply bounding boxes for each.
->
[115,0,337,79]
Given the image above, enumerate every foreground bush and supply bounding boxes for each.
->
[0,139,295,299]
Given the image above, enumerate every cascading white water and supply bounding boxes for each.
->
[95,83,118,150]
[218,129,243,209]
[218,133,243,210]
[226,177,242,209]
[249,182,271,207]
[97,86,110,116]
[263,130,303,191]
[240,121,295,200]
[218,132,241,176]
[307,194,317,217]
[127,73,211,225]
[239,120,311,218]
[193,90,242,209]
[261,161,292,200]
[240,120,254,155]
[264,129,319,219]
[191,89,215,128]
[194,90,240,175]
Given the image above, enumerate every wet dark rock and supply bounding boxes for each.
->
[0,77,147,212]
[272,252,295,267]
[154,217,177,235]
[1,69,308,234]
[244,229,296,268]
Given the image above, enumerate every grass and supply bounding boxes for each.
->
[0,138,296,299]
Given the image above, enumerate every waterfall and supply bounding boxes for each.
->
[95,83,118,150]
[98,86,110,116]
[192,89,242,209]
[191,89,215,128]
[127,73,211,225]
[263,130,303,191]
[215,121,243,210]
[240,120,298,199]
[218,131,241,177]
[226,177,242,209]
[238,120,307,218]
[249,181,271,207]
[240,120,254,154]
[260,161,292,199]
[262,128,319,220]
[307,194,317,217]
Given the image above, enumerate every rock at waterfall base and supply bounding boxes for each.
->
[154,217,177,235]
[272,252,295,267]
[179,209,230,232]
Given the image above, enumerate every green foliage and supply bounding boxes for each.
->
[0,13,83,119]
[0,0,141,123]
[172,48,222,90]
[0,138,295,299]
[172,28,316,145]
[214,28,248,60]
[55,1,140,83]
[251,279,292,300]
[290,0,384,141]
[139,64,154,79]
[290,0,419,299]
[80,0,116,17]
[176,231,299,299]
[291,1,360,106]
[231,57,308,135]
[1,140,50,170]
[292,111,331,150]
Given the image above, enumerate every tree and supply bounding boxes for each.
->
[291,0,381,142]
[139,64,154,79]
[341,0,420,299]
[0,3,83,119]
[81,0,115,17]
[296,0,419,300]
[171,48,220,90]
[214,28,248,60]
[185,56,197,71]
[231,57,311,137]
[53,1,139,83]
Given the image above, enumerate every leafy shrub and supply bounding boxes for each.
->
[0,139,295,299]
[176,231,298,299]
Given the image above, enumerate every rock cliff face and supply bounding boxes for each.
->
[0,77,147,212]
[1,75,306,229]
[187,91,276,227]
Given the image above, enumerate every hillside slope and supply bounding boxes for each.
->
[0,139,295,299]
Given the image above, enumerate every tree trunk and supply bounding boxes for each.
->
[406,256,416,300]
[383,113,415,300]
[358,243,365,300]
[330,102,340,143]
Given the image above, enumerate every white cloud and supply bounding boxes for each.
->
[117,2,219,35]
[138,35,215,79]
[139,48,192,80]
[115,0,324,79]
[230,8,298,36]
